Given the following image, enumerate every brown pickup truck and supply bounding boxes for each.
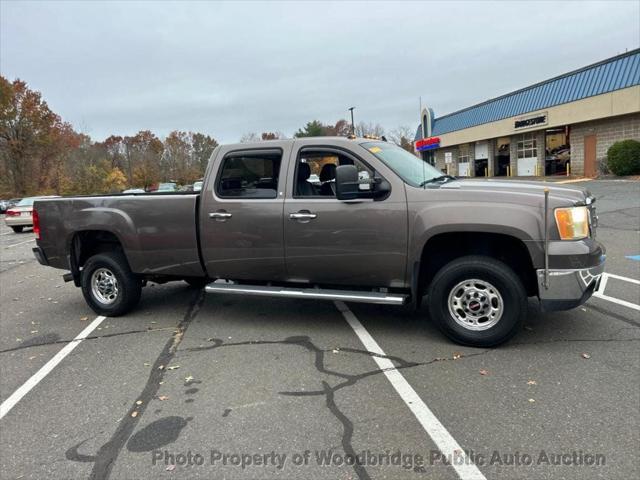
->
[32,137,605,346]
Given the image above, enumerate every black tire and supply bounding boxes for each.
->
[11,226,24,233]
[427,255,526,347]
[184,277,208,289]
[81,252,142,316]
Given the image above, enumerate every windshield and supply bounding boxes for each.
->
[16,198,35,206]
[360,141,444,187]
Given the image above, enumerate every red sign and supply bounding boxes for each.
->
[415,137,441,151]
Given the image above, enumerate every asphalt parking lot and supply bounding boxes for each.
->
[1,179,638,480]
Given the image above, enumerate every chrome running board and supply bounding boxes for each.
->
[205,283,407,305]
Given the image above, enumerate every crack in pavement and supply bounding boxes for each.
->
[64,290,204,480]
[183,336,490,480]
[0,327,177,355]
[60,304,638,480]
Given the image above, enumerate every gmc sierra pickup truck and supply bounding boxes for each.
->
[32,137,605,346]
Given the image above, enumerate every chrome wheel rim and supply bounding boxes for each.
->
[447,278,503,331]
[91,268,119,305]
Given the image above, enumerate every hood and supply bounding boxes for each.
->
[439,178,590,205]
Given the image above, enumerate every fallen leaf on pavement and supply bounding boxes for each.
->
[528,398,535,403]
[166,464,175,471]
[452,352,462,360]
[158,365,164,370]
[185,375,194,382]
[527,380,537,385]
[131,411,138,418]
[167,365,180,370]
[479,369,489,376]
[581,353,591,359]
[135,400,143,405]
[80,316,88,321]
[143,362,151,366]
[158,395,169,401]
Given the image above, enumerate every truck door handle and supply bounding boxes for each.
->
[289,211,317,221]
[209,211,232,221]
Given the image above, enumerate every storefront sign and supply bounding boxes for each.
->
[445,151,452,164]
[514,112,547,130]
[416,136,441,151]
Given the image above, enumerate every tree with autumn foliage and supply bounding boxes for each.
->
[0,76,80,195]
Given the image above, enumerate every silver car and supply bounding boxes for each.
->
[4,196,59,233]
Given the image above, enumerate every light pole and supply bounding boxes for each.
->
[348,107,355,135]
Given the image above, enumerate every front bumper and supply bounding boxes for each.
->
[537,259,605,311]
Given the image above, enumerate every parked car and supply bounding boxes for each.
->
[193,180,204,192]
[122,188,146,194]
[156,182,177,192]
[32,138,604,347]
[5,196,59,232]
[1,198,22,213]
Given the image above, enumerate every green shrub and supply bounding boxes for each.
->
[606,139,640,176]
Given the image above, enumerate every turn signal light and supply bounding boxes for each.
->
[554,206,589,240]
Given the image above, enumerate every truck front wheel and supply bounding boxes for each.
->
[427,255,526,347]
[81,252,142,316]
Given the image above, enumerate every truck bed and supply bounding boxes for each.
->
[35,194,204,277]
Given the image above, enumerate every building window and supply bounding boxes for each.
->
[517,133,537,159]
[458,145,470,163]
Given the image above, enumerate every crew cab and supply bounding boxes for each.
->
[32,137,605,346]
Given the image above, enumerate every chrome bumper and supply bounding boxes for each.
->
[537,261,605,311]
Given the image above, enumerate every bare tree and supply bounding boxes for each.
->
[239,132,260,143]
[388,125,416,152]
[355,122,385,138]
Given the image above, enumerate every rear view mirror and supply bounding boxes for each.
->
[335,165,359,200]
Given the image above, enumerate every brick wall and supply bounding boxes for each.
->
[570,113,640,175]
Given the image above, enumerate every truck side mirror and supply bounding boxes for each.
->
[335,165,359,200]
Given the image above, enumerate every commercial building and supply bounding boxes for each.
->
[414,49,640,177]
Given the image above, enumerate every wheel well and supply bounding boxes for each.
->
[419,232,537,297]
[71,230,126,270]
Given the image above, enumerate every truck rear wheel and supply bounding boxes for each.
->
[427,255,526,347]
[81,252,142,316]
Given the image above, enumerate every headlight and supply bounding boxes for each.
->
[554,206,589,240]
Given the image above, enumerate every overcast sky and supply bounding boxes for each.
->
[1,1,638,143]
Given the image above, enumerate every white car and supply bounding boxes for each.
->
[4,196,59,233]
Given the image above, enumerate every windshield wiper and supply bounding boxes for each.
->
[419,175,457,187]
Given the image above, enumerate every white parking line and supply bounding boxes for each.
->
[0,315,106,420]
[593,272,640,312]
[335,301,486,480]
[4,238,35,249]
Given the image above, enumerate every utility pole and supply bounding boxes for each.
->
[348,107,355,135]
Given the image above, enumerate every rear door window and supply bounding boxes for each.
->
[217,151,282,199]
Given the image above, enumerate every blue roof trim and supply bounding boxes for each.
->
[416,49,640,139]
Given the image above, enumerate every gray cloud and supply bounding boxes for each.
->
[1,0,638,142]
